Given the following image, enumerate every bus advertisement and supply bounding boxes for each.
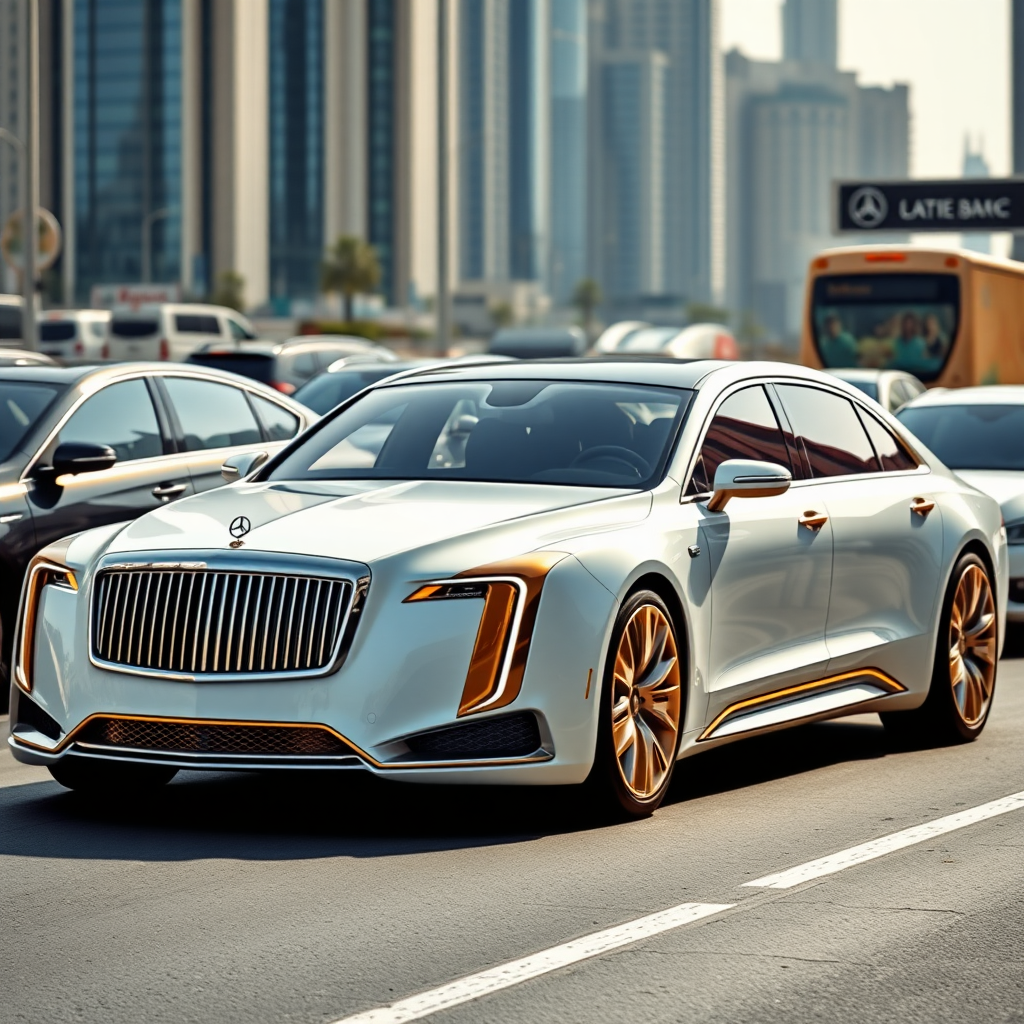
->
[800,246,1024,388]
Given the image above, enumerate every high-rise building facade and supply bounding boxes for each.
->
[782,0,837,68]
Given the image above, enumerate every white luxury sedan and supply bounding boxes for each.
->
[9,360,1007,817]
[896,385,1024,625]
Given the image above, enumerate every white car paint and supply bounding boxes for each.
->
[8,361,1008,785]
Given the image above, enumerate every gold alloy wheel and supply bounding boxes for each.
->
[948,564,997,727]
[611,604,682,799]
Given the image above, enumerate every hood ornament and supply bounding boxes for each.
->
[229,515,252,548]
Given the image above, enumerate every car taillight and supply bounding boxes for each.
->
[101,343,109,360]
[74,341,84,356]
[271,381,296,394]
[159,339,170,360]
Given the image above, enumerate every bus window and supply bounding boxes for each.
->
[810,273,959,382]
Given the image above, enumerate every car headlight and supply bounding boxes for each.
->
[13,539,79,694]
[1006,520,1024,545]
[405,551,567,716]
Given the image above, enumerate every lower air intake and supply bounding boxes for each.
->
[76,717,350,757]
[404,712,542,759]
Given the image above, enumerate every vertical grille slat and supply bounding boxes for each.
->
[92,568,352,676]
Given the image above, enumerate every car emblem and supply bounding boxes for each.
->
[848,186,888,229]
[229,516,251,547]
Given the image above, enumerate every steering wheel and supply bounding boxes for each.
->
[570,445,651,478]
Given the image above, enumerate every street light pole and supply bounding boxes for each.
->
[436,0,450,356]
[21,0,39,351]
[141,207,172,283]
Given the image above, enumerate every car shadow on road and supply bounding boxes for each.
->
[0,715,892,863]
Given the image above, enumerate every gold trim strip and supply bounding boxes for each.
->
[698,668,905,741]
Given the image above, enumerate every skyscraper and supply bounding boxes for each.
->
[782,0,837,68]
[961,138,991,255]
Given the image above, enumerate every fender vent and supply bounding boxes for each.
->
[404,712,542,759]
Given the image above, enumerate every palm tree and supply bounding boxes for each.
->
[321,236,382,322]
[573,278,602,338]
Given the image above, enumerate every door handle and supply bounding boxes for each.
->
[911,497,936,517]
[799,510,828,532]
[152,483,187,499]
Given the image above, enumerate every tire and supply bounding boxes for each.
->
[882,552,998,747]
[585,590,684,819]
[48,757,179,795]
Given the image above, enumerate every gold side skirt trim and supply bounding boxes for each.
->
[697,668,906,742]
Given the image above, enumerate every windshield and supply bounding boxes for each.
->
[0,380,62,462]
[897,404,1024,471]
[294,367,406,415]
[812,273,959,382]
[269,379,691,488]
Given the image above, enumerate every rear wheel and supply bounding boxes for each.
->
[882,552,997,746]
[48,758,179,794]
[585,591,683,818]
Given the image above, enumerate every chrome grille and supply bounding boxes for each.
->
[91,569,352,675]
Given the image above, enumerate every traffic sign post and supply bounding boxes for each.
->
[835,178,1024,234]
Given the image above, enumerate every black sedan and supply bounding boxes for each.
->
[0,363,315,707]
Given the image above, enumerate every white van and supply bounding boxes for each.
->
[106,303,257,362]
[0,294,23,346]
[38,309,111,360]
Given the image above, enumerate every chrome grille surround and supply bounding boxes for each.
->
[88,551,369,681]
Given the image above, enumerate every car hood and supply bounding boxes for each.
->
[105,478,644,564]
[953,470,1024,512]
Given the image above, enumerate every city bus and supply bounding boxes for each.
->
[800,245,1024,387]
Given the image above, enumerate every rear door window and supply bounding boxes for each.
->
[775,384,879,478]
[57,379,163,462]
[163,377,262,451]
[686,385,792,495]
[111,318,159,338]
[859,411,918,472]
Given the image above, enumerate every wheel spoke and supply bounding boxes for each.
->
[948,564,995,727]
[613,698,636,757]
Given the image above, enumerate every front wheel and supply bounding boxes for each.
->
[882,552,997,746]
[48,757,179,795]
[585,591,684,818]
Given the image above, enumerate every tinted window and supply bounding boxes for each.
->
[294,368,401,415]
[0,305,21,339]
[291,350,318,381]
[686,386,791,496]
[186,351,274,384]
[0,381,62,462]
[163,377,262,451]
[40,322,76,342]
[270,380,690,489]
[776,385,879,478]
[58,379,162,462]
[227,319,249,340]
[251,395,300,441]
[896,404,1024,471]
[175,314,220,334]
[859,411,918,472]
[844,379,879,401]
[110,318,159,337]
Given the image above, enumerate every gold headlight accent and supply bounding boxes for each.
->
[13,550,78,694]
[405,551,568,716]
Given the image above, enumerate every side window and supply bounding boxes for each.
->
[251,394,301,441]
[859,411,918,472]
[57,379,163,462]
[227,318,250,341]
[175,314,220,334]
[775,385,879,478]
[163,377,262,451]
[686,385,792,496]
[292,349,319,381]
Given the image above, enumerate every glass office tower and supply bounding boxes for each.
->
[73,0,182,301]
[367,0,396,304]
[269,0,324,304]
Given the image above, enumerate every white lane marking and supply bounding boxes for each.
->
[744,789,1024,889]
[329,902,734,1024]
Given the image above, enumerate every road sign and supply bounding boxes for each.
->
[0,207,62,272]
[835,178,1024,233]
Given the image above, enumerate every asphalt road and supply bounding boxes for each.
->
[3,652,1023,1024]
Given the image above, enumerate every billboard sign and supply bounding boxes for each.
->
[835,179,1024,233]
[90,283,182,310]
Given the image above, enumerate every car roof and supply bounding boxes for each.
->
[902,385,1024,408]
[825,368,899,382]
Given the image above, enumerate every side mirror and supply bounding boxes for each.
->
[49,441,118,477]
[221,450,268,483]
[706,459,791,512]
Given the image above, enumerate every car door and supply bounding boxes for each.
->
[25,377,194,551]
[774,384,943,680]
[687,384,835,725]
[157,374,272,492]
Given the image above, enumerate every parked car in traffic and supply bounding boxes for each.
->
[11,359,1006,815]
[106,303,258,362]
[0,294,23,344]
[489,326,587,358]
[590,320,650,353]
[604,323,741,360]
[826,368,925,414]
[187,335,397,394]
[0,362,315,708]
[38,309,111,361]
[896,385,1024,626]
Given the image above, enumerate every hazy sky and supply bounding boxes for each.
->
[721,0,1010,178]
